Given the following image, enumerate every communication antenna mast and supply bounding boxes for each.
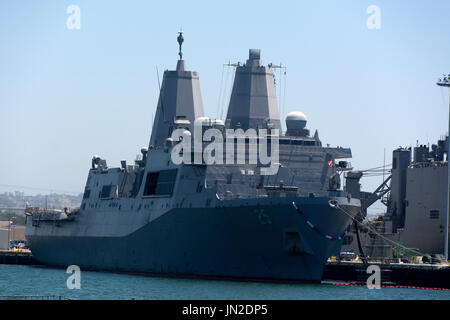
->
[270,63,287,124]
[383,148,386,183]
[177,30,184,60]
[437,73,450,262]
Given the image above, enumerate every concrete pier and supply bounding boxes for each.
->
[323,261,450,289]
[0,250,41,265]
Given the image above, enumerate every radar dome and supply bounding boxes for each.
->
[286,111,307,130]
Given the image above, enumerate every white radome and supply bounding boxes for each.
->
[285,111,308,130]
[286,111,307,122]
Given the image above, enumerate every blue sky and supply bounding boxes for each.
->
[1,1,449,208]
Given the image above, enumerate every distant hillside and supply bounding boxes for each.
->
[0,191,83,211]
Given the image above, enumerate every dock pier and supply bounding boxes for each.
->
[323,261,450,289]
[0,250,41,265]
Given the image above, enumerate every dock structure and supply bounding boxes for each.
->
[0,250,41,265]
[323,261,450,289]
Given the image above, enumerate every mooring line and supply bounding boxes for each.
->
[292,202,352,241]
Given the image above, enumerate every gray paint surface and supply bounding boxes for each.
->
[149,60,204,147]
[226,50,281,131]
[26,38,360,281]
[341,138,450,259]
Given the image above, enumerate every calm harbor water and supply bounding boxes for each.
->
[0,265,449,300]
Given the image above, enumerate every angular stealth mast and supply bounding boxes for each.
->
[225,49,281,132]
[149,31,204,147]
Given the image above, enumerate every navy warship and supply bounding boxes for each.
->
[25,34,360,282]
[339,76,450,262]
[341,135,450,260]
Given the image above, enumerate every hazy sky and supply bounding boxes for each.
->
[1,1,450,212]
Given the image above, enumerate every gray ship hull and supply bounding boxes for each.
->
[26,197,358,282]
[24,42,361,283]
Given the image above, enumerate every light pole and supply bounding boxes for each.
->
[11,221,14,248]
[7,221,12,251]
[437,74,450,262]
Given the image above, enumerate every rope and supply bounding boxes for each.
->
[282,68,287,123]
[354,219,368,266]
[215,64,225,119]
[360,164,392,172]
[222,66,236,120]
[335,204,448,263]
[219,64,232,120]
[292,202,352,241]
[278,67,282,114]
[155,66,166,122]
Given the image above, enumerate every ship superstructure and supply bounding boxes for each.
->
[25,34,360,282]
[341,136,450,260]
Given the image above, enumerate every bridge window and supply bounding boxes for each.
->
[144,172,159,195]
[143,169,178,196]
[100,185,113,199]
